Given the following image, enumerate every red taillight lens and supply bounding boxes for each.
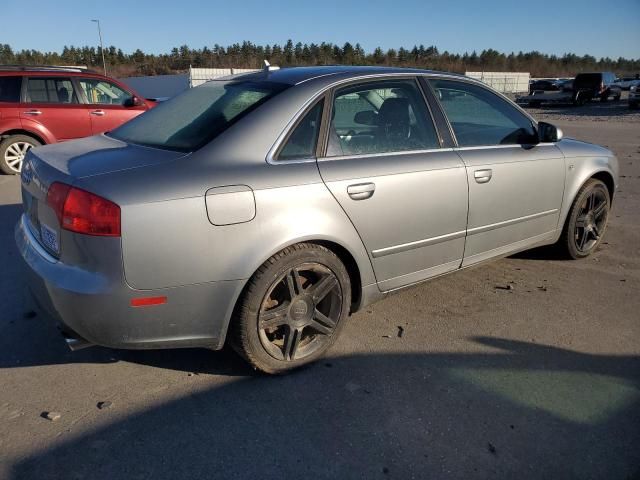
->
[46,182,121,237]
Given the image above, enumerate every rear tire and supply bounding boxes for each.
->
[229,243,351,374]
[556,179,610,259]
[0,135,41,175]
[629,102,639,110]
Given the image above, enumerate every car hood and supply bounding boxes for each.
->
[29,134,189,179]
[556,138,614,158]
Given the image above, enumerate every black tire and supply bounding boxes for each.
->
[600,94,608,102]
[0,134,41,175]
[529,101,542,108]
[230,243,351,374]
[573,93,587,106]
[629,102,639,110]
[557,179,610,259]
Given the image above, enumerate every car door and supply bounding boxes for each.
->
[20,76,92,141]
[316,78,469,291]
[427,78,565,266]
[77,77,147,134]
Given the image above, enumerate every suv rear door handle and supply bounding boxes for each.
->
[347,182,375,200]
[474,169,493,184]
[23,110,42,116]
[90,110,105,116]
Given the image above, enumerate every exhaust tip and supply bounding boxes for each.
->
[62,334,94,351]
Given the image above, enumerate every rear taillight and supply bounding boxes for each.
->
[46,182,121,236]
[600,81,605,92]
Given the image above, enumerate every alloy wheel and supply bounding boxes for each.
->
[258,262,342,362]
[574,189,608,253]
[4,141,33,173]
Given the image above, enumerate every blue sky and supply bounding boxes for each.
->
[3,0,639,59]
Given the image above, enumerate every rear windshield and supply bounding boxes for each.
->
[109,80,289,152]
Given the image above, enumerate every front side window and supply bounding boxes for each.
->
[0,76,22,102]
[326,79,440,157]
[429,79,536,147]
[26,77,78,104]
[79,79,131,105]
[277,101,324,160]
[110,80,289,152]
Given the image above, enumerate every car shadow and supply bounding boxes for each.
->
[6,338,640,480]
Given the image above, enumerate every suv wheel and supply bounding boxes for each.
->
[0,135,41,175]
[230,243,351,374]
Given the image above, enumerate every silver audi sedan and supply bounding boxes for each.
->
[16,66,618,373]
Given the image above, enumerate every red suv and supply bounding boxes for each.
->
[0,66,155,174]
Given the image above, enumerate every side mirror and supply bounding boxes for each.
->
[124,96,143,107]
[538,122,563,143]
[353,110,377,125]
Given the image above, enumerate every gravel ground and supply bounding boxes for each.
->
[0,114,638,480]
[522,92,640,123]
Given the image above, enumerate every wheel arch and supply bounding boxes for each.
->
[556,166,617,242]
[590,170,615,203]
[1,129,47,145]
[248,236,369,314]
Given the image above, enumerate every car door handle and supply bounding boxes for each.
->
[474,169,493,184]
[347,183,375,200]
[90,110,105,116]
[23,110,42,116]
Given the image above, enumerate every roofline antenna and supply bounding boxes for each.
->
[263,59,280,72]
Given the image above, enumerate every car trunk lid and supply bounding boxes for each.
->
[21,134,188,258]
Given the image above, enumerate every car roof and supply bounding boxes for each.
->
[223,65,468,86]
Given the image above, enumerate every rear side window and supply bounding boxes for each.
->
[430,79,536,147]
[110,80,289,152]
[326,79,440,157]
[79,78,131,105]
[26,77,78,104]
[0,76,22,102]
[277,101,324,160]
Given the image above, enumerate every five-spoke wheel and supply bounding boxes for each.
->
[559,178,610,259]
[231,243,351,374]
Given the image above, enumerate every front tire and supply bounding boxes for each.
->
[0,135,41,175]
[230,243,351,374]
[557,179,610,259]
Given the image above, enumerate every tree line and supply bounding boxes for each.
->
[1,41,638,78]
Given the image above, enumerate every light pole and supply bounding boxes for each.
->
[91,19,107,75]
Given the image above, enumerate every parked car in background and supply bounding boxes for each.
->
[16,66,618,374]
[528,79,563,94]
[0,66,155,174]
[572,72,622,104]
[614,75,640,90]
[629,85,640,109]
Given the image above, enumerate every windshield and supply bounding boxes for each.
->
[109,80,289,152]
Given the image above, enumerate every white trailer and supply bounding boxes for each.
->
[465,71,530,94]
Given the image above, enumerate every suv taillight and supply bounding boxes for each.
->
[46,182,121,236]
[600,81,605,92]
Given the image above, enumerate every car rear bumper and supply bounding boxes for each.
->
[15,214,244,350]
